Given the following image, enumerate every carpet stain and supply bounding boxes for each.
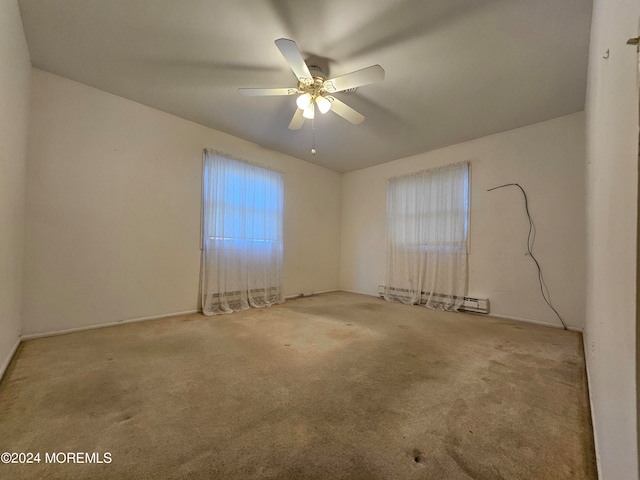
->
[411,448,426,464]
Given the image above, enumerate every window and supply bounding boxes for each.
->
[207,164,282,245]
[201,150,284,315]
[387,162,469,251]
[384,161,469,310]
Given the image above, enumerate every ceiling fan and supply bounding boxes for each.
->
[239,38,385,130]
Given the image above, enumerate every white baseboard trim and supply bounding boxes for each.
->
[582,335,601,479]
[285,289,339,300]
[20,310,199,341]
[488,313,582,332]
[0,338,21,382]
[339,289,379,298]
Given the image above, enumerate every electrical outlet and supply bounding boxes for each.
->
[590,341,596,357]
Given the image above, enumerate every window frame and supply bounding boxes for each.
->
[387,162,470,254]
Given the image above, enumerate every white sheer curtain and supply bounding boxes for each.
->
[201,150,284,315]
[384,161,469,311]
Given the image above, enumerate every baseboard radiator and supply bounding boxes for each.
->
[205,287,282,310]
[378,285,489,314]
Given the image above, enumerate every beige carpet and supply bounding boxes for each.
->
[0,292,596,479]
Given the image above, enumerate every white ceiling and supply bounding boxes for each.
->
[18,0,592,172]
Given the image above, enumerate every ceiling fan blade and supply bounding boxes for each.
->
[238,87,299,96]
[288,108,305,130]
[275,38,313,84]
[326,96,365,125]
[323,65,385,93]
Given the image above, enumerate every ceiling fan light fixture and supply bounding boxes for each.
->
[302,103,315,119]
[296,93,312,110]
[316,95,331,114]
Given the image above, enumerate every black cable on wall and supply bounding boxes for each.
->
[487,183,568,330]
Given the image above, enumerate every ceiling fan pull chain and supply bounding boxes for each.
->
[311,118,317,155]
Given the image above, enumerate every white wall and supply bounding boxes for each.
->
[22,69,341,335]
[341,112,586,329]
[0,0,31,374]
[584,0,639,477]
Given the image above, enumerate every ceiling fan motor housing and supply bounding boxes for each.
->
[305,65,358,95]
[307,65,326,80]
